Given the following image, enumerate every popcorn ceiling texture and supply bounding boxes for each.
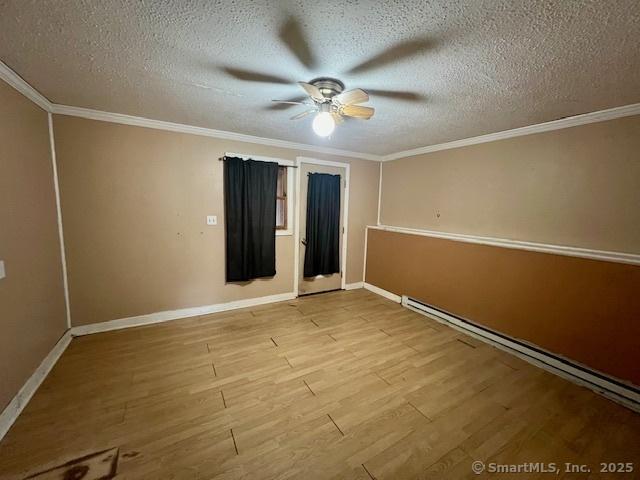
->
[1,0,639,155]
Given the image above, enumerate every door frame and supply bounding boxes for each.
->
[294,156,350,296]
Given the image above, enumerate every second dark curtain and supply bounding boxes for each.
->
[303,173,341,277]
[224,157,278,282]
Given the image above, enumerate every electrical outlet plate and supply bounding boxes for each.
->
[206,215,217,226]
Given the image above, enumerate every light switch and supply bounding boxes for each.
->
[206,215,217,226]
[0,260,5,280]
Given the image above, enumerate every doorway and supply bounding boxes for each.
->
[295,158,350,296]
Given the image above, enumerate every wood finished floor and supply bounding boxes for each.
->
[1,289,639,479]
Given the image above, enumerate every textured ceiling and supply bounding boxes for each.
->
[1,0,639,155]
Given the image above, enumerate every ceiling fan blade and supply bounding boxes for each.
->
[222,67,291,84]
[263,102,309,111]
[290,109,316,120]
[298,82,324,102]
[340,105,375,120]
[345,38,432,74]
[366,89,425,101]
[266,97,311,111]
[272,100,307,105]
[331,112,344,124]
[332,88,369,106]
[279,16,316,69]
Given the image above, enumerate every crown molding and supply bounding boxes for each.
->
[50,104,382,161]
[0,60,52,111]
[4,58,639,162]
[1,58,380,161]
[381,102,640,161]
[48,100,640,162]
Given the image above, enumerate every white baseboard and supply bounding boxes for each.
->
[345,282,364,290]
[403,296,640,412]
[0,330,72,441]
[363,282,402,303]
[70,292,297,336]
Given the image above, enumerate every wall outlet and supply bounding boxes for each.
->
[0,260,5,280]
[206,215,217,226]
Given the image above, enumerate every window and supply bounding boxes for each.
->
[224,152,292,236]
[276,166,287,230]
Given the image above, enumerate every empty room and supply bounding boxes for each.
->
[1,1,639,478]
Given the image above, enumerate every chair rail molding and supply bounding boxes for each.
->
[367,225,640,266]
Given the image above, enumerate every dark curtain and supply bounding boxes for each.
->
[303,173,341,277]
[224,157,278,282]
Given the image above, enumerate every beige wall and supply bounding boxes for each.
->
[53,116,379,326]
[344,158,379,284]
[381,115,640,254]
[0,81,67,409]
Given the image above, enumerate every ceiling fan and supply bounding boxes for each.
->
[220,17,430,137]
[271,77,374,137]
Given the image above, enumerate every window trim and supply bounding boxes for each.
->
[275,166,288,232]
[224,152,294,236]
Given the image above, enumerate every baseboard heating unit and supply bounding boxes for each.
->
[402,296,640,412]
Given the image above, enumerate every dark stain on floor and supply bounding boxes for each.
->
[23,447,119,480]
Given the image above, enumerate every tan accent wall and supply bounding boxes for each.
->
[53,116,379,326]
[365,228,640,385]
[0,81,67,409]
[381,115,640,254]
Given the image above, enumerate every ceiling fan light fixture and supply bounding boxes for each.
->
[312,111,335,137]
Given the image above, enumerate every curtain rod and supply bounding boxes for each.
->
[218,156,298,168]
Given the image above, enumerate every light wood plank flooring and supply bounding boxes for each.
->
[1,289,639,479]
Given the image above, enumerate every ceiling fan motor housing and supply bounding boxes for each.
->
[309,77,345,100]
